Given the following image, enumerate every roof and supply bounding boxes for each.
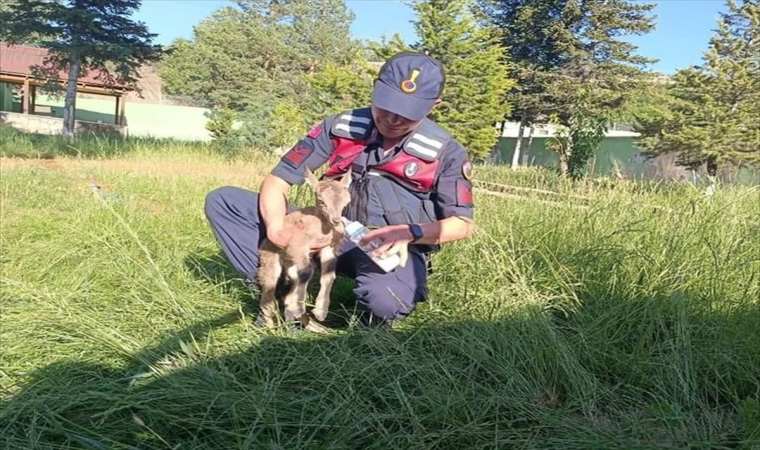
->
[0,42,132,91]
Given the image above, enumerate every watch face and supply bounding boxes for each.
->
[410,224,423,240]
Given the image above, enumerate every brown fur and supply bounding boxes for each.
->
[256,168,352,333]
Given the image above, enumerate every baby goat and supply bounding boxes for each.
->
[257,168,351,332]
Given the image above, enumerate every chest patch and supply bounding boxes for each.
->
[404,161,419,177]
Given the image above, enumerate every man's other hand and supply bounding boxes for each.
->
[267,221,332,253]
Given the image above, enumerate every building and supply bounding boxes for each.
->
[0,42,132,135]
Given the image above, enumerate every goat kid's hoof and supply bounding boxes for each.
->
[252,313,268,328]
[251,313,279,331]
[304,320,329,333]
[312,307,328,322]
[300,315,329,334]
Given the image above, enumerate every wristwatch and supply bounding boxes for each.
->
[408,223,424,243]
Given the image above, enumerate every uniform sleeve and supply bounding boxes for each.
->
[269,117,336,185]
[432,141,474,220]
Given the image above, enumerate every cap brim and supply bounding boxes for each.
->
[371,80,436,122]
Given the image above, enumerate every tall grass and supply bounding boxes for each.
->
[1,130,759,449]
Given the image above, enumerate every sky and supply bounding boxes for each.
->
[132,0,728,75]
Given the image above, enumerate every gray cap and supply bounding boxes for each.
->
[371,51,446,121]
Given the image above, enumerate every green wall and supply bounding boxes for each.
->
[496,136,647,177]
[0,83,20,113]
[495,136,759,185]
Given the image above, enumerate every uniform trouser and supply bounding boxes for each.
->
[203,186,429,322]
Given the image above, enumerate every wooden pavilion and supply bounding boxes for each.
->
[0,42,133,126]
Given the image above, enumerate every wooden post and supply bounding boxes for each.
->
[31,85,37,114]
[22,78,30,114]
[114,96,120,125]
[118,94,126,126]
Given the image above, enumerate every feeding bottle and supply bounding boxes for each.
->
[341,217,402,273]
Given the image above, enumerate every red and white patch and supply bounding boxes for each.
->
[283,143,312,167]
[456,180,473,207]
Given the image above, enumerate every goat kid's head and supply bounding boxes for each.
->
[304,167,352,227]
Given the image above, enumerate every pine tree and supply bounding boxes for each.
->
[1,0,161,137]
[304,60,376,118]
[477,0,658,176]
[411,0,514,160]
[475,0,567,165]
[364,32,412,61]
[637,0,760,177]
[0,0,48,45]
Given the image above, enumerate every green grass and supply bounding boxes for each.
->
[1,129,759,449]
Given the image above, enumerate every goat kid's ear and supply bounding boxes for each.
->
[304,167,319,189]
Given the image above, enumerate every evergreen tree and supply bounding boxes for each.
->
[637,0,760,176]
[364,32,412,61]
[304,60,377,118]
[475,0,567,165]
[0,0,48,45]
[158,0,362,149]
[411,0,514,160]
[477,0,657,176]
[1,0,161,137]
[160,0,360,108]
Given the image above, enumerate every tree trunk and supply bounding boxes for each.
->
[490,120,507,163]
[559,138,571,175]
[525,123,535,164]
[705,155,718,197]
[559,154,569,175]
[62,52,81,138]
[512,115,527,169]
[706,155,718,177]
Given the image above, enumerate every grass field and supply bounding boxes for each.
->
[1,126,759,450]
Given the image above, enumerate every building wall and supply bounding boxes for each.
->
[0,88,212,142]
[0,111,125,136]
[0,83,19,113]
[495,136,759,185]
[497,120,640,139]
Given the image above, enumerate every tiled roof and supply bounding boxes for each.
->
[0,42,131,90]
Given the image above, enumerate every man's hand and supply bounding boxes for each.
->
[357,217,473,262]
[266,224,299,249]
[359,224,414,264]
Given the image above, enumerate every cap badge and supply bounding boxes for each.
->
[400,69,420,93]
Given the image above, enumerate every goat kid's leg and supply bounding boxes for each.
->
[282,254,313,323]
[256,248,282,328]
[312,246,337,323]
[301,259,329,333]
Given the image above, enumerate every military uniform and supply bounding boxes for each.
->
[204,52,474,324]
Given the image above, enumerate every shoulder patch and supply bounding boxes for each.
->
[307,124,323,139]
[281,141,313,169]
[402,120,452,162]
[456,180,474,207]
[330,108,373,139]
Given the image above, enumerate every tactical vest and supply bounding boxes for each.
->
[322,108,453,253]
